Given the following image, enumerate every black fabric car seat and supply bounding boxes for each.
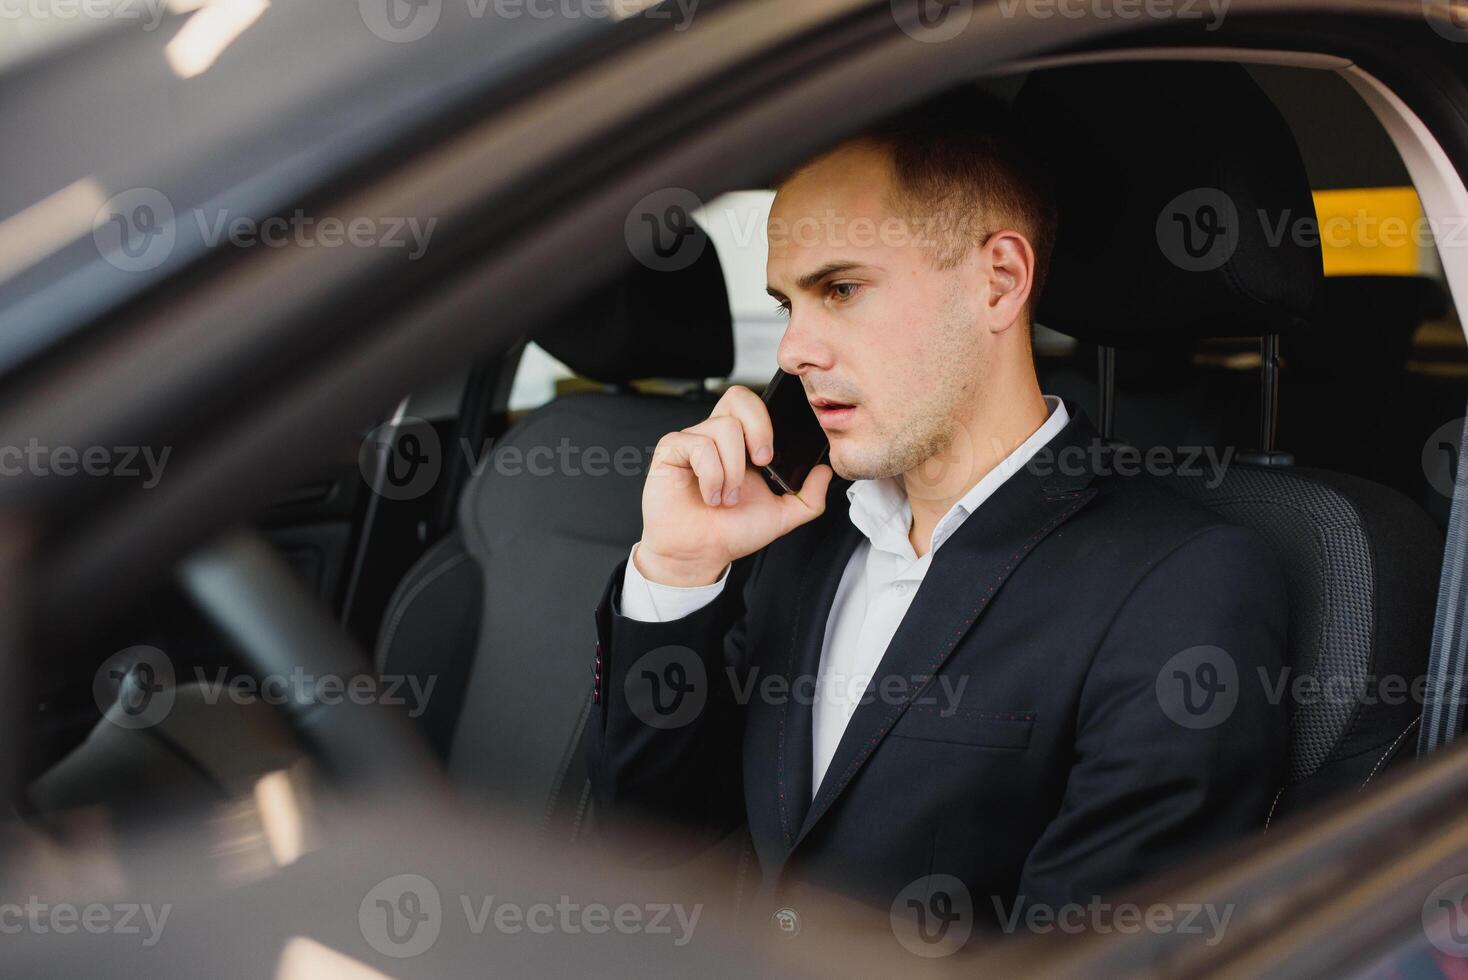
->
[376,238,736,840]
[1018,63,1445,820]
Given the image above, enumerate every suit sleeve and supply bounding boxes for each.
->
[582,553,758,863]
[1016,524,1290,905]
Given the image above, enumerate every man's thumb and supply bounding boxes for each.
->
[783,463,834,527]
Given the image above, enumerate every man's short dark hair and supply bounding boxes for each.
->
[778,88,1059,312]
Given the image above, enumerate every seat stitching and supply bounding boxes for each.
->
[1363,716,1420,787]
[569,779,592,845]
[1264,784,1285,831]
[539,690,593,847]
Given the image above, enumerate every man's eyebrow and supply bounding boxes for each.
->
[766,262,872,299]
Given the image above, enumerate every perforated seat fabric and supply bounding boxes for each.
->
[1168,466,1442,814]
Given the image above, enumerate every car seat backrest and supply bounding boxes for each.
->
[1018,62,1444,819]
[378,238,736,839]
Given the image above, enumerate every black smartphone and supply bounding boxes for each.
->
[759,369,829,495]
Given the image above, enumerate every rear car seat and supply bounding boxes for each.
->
[1280,274,1452,524]
[376,238,735,841]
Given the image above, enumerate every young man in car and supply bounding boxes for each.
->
[584,91,1288,940]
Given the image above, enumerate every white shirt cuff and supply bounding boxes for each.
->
[618,543,730,622]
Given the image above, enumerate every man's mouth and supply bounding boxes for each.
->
[809,397,858,429]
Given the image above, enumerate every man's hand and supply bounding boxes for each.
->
[636,385,833,587]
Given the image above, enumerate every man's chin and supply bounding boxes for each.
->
[826,444,859,482]
[828,442,897,483]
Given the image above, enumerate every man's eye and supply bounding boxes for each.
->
[829,282,859,301]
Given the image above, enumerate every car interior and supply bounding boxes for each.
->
[18,52,1468,919]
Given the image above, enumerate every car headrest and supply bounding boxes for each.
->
[534,232,735,384]
[1015,62,1323,347]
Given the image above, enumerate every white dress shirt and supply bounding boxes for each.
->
[620,395,1070,797]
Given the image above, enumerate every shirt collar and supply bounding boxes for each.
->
[845,395,1071,560]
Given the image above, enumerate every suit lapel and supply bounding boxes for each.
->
[792,410,1102,847]
[770,508,862,850]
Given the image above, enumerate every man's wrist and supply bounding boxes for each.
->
[632,544,727,588]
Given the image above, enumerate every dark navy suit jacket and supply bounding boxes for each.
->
[584,406,1288,935]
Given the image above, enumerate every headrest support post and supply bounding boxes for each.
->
[1260,333,1281,454]
[1096,344,1116,442]
[1238,333,1294,467]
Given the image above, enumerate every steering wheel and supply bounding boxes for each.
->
[177,528,446,797]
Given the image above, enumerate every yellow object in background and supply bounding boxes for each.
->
[1311,186,1427,277]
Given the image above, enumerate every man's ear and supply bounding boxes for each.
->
[983,231,1035,333]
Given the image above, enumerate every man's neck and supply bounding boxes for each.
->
[900,380,1050,558]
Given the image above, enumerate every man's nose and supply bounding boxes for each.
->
[776,311,834,376]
